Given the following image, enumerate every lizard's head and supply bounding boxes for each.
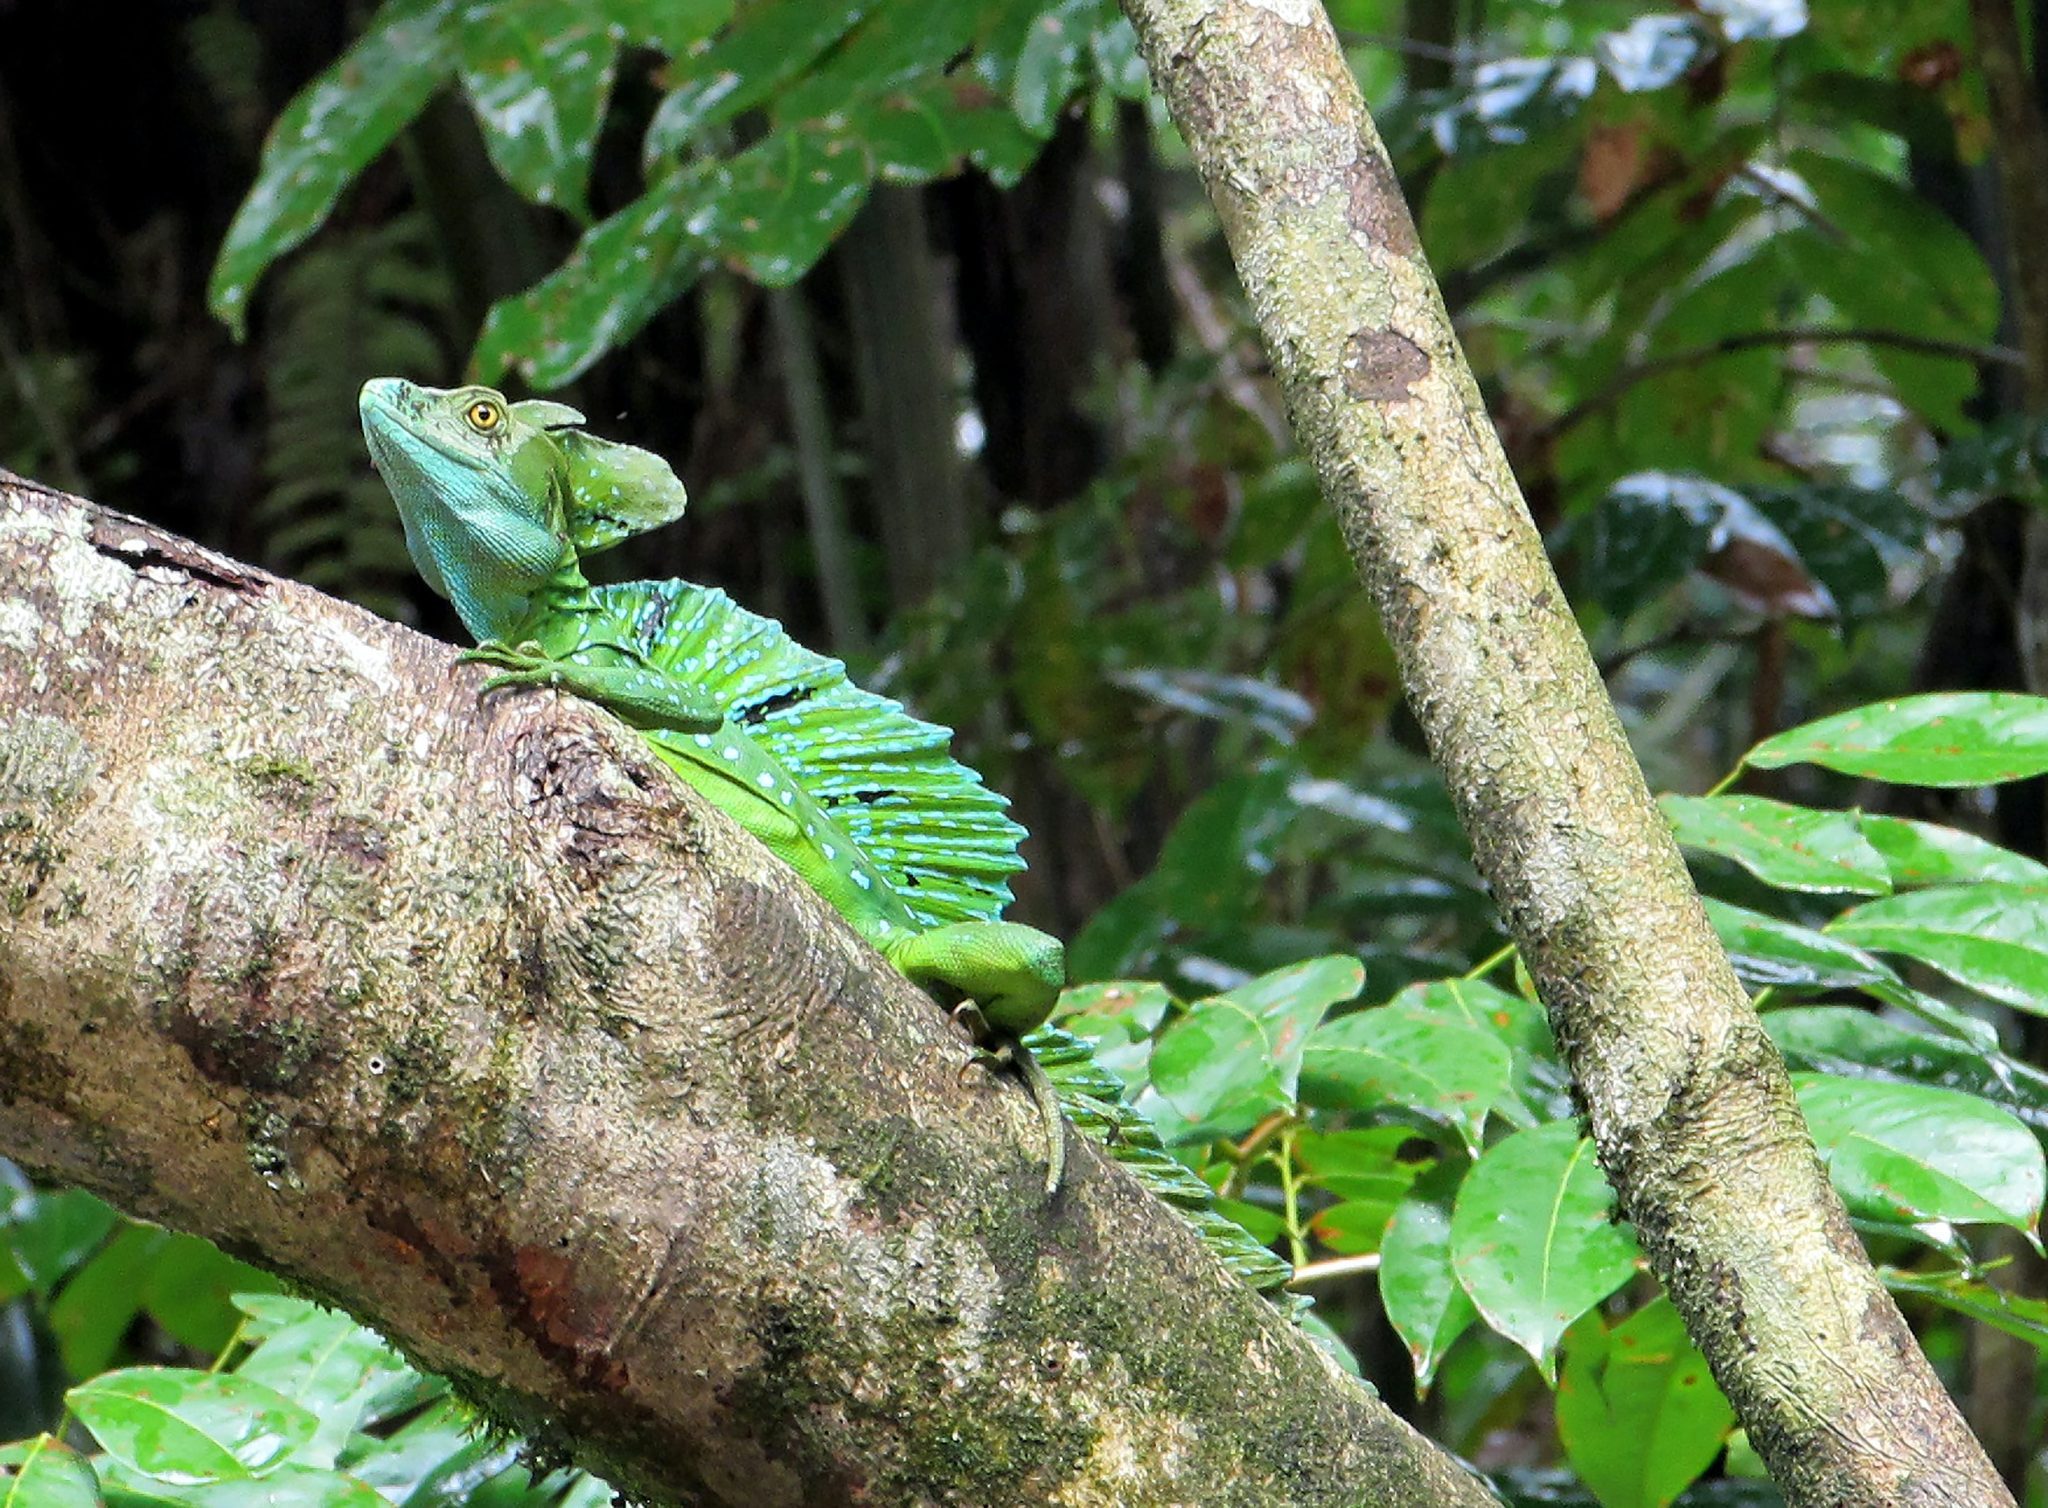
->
[361,377,691,642]
[359,377,578,642]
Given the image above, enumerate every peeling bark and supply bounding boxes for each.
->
[0,475,1499,1508]
[1115,2,2012,1504]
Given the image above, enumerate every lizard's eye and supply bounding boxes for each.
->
[465,399,504,433]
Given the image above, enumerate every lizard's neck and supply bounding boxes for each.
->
[503,557,600,653]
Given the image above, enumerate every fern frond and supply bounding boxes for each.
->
[258,215,452,621]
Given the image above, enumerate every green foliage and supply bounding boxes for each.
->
[256,215,451,619]
[1555,1300,1736,1508]
[1449,1124,1642,1384]
[1027,689,2048,1503]
[208,0,1143,385]
[1,1293,612,1507]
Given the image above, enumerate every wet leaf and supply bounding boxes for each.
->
[1450,1122,1640,1381]
[1748,693,2048,786]
[210,0,458,335]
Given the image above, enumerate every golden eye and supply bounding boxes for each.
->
[465,399,503,433]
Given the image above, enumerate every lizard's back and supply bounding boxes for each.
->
[583,579,1028,933]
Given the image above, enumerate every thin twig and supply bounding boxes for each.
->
[1288,1253,1382,1288]
[1543,327,2024,440]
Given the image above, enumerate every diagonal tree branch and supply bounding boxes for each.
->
[0,475,1500,1508]
[1114,1,2012,1503]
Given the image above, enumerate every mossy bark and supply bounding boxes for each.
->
[1114,2,2012,1504]
[0,475,1501,1508]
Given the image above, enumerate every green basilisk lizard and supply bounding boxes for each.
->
[359,378,1290,1286]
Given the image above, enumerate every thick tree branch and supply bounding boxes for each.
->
[1116,2,2011,1503]
[0,476,1498,1508]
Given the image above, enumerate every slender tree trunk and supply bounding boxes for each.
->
[0,475,1503,1508]
[1114,100,1177,373]
[1116,1,2013,1502]
[1965,7,2048,1488]
[839,186,970,610]
[947,113,1113,506]
[768,285,868,658]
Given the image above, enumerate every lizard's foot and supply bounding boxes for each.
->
[459,639,546,668]
[460,641,562,693]
[461,643,726,732]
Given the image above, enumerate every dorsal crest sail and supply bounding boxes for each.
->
[595,580,1026,928]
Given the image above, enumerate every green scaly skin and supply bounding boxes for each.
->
[359,378,1068,1192]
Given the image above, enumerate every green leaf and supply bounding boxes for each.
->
[69,1370,319,1485]
[1747,693,2048,786]
[1883,1267,2048,1353]
[0,1437,101,1508]
[1792,152,1998,340]
[1379,1195,1477,1391]
[50,1225,169,1378]
[1299,1004,1512,1150]
[1150,957,1363,1138]
[1662,793,1891,895]
[1311,1200,1401,1256]
[699,126,873,287]
[209,0,458,335]
[474,172,711,386]
[1797,1073,2044,1234]
[1051,979,1171,1090]
[4,1188,119,1296]
[1751,485,1932,622]
[642,0,869,163]
[598,0,732,54]
[1389,977,1569,1126]
[230,1294,330,1338]
[143,1240,281,1356]
[1856,814,2048,889]
[1557,472,1722,621]
[98,1462,385,1507]
[1298,1127,1428,1255]
[774,0,982,123]
[1554,1298,1736,1508]
[1010,0,1092,136]
[1702,897,1899,994]
[457,0,621,215]
[338,1399,511,1502]
[234,1307,412,1469]
[1765,1005,2048,1135]
[1775,152,1994,429]
[1450,1121,1641,1381]
[1138,773,1296,935]
[1828,884,2048,1014]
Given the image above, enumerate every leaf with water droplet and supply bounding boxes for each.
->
[456,0,622,217]
[209,0,458,336]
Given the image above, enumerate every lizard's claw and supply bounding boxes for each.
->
[461,641,560,693]
[460,639,544,669]
[951,1001,1063,1198]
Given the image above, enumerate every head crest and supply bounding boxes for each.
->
[509,400,689,554]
